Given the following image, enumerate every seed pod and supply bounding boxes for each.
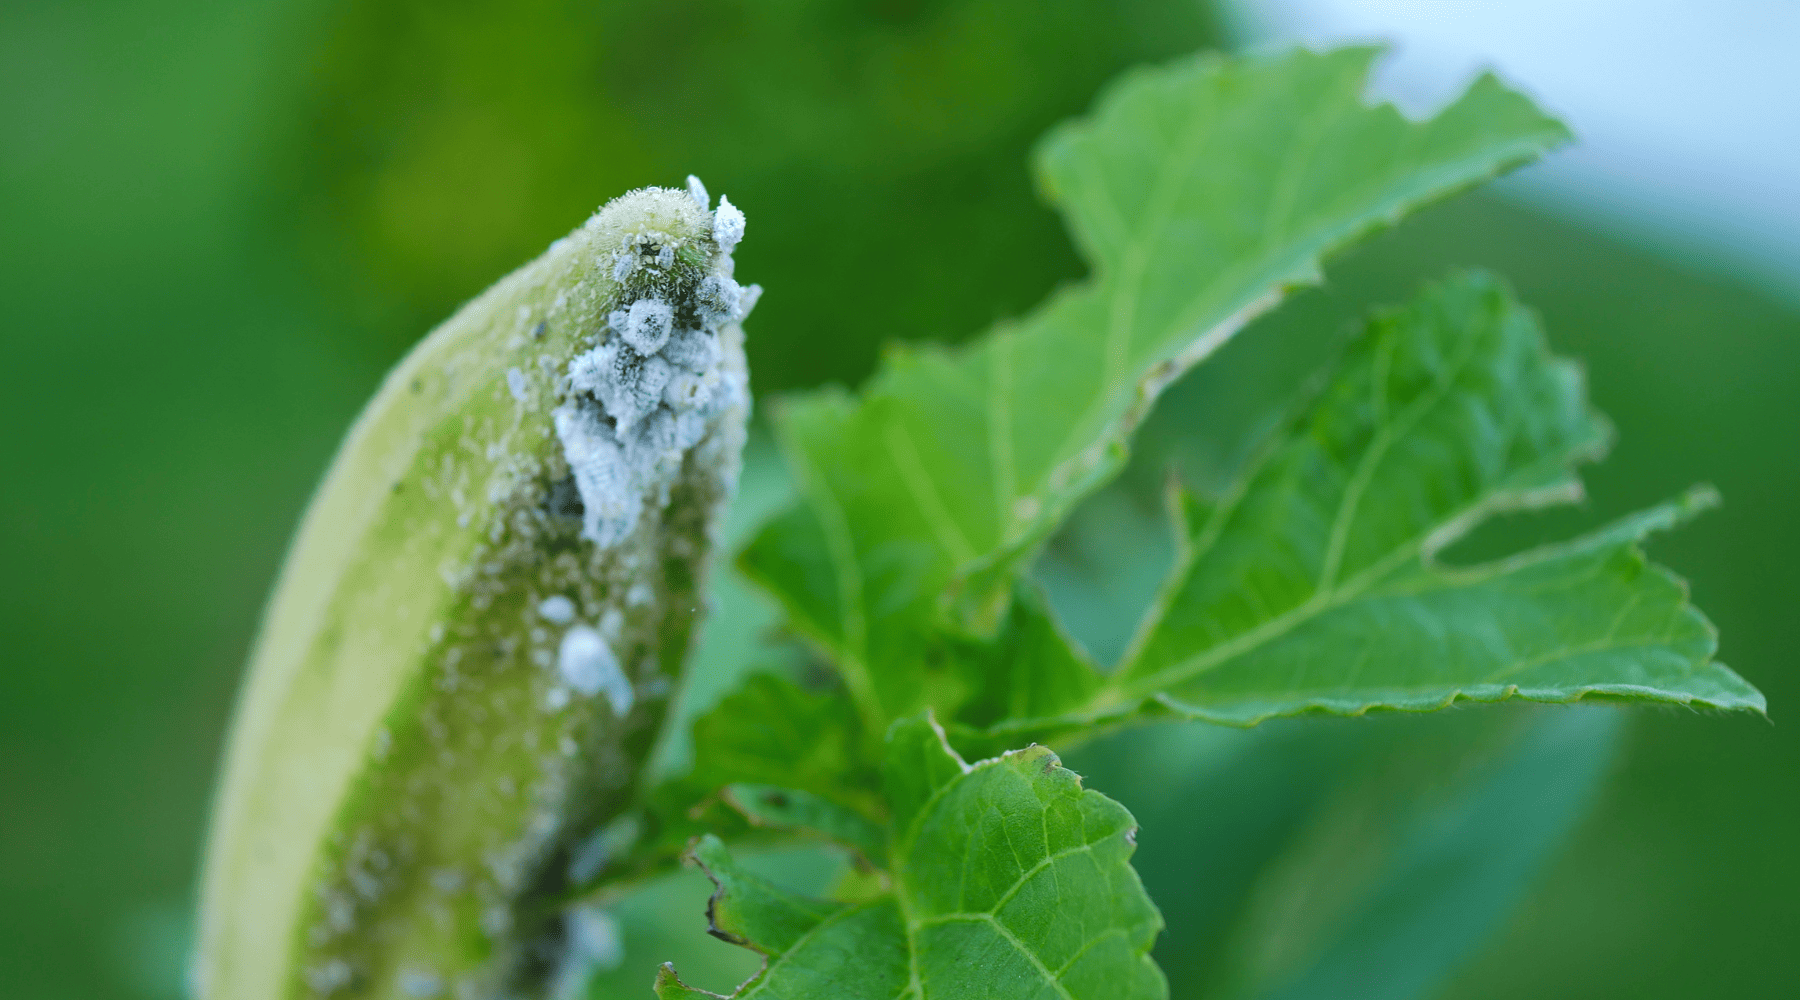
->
[197,182,756,999]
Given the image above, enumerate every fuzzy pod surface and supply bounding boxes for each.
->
[197,181,756,999]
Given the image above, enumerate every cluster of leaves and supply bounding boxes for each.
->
[625,48,1764,999]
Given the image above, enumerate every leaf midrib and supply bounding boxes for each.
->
[887,759,1116,1000]
[1098,474,1605,709]
[1108,316,1494,698]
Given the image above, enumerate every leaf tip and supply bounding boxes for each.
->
[655,960,723,1000]
[1676,482,1723,520]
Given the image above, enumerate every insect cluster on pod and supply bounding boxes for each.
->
[196,180,754,1000]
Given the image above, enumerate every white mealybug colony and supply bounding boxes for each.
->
[554,179,758,547]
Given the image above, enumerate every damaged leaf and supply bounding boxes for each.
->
[656,716,1163,999]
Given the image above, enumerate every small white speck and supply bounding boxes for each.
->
[686,174,710,209]
[566,828,611,885]
[349,866,381,901]
[568,907,624,969]
[544,686,570,711]
[713,195,745,255]
[598,607,624,641]
[696,274,741,327]
[738,282,763,320]
[400,969,444,998]
[324,892,353,932]
[537,595,576,624]
[506,367,527,402]
[1012,495,1042,523]
[304,960,352,995]
[556,625,634,717]
[550,906,626,998]
[611,250,638,283]
[625,582,653,607]
[429,868,464,894]
[619,298,674,354]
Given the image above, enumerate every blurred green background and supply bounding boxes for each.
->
[2,1,1795,998]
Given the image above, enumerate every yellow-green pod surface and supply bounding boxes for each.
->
[197,181,755,999]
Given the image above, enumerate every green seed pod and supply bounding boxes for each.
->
[197,181,756,999]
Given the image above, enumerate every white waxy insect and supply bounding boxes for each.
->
[536,594,576,624]
[557,625,633,717]
[713,195,745,255]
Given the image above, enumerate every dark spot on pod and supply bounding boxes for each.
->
[546,475,584,522]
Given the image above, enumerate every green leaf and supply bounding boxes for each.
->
[721,784,888,862]
[653,837,910,1000]
[563,849,849,999]
[1106,271,1763,724]
[642,672,879,866]
[656,716,1165,999]
[741,47,1570,726]
[946,273,1761,747]
[684,674,874,800]
[936,583,1109,758]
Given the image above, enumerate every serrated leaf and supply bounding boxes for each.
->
[741,47,1570,725]
[654,837,910,1000]
[1106,272,1764,724]
[656,716,1164,999]
[945,273,1762,746]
